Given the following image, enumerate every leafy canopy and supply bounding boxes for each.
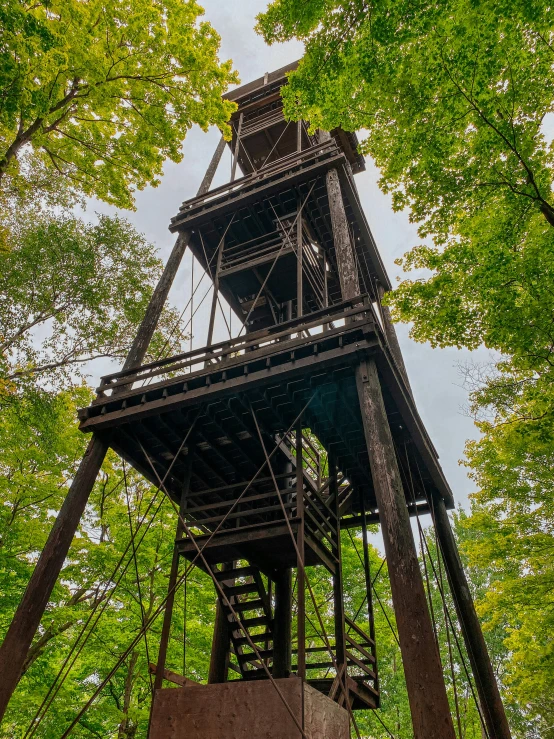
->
[0,210,188,393]
[0,0,237,208]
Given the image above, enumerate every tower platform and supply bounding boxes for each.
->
[78,296,453,524]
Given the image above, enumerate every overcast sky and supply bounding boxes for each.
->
[83,0,494,515]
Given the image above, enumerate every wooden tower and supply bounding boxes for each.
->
[0,63,512,739]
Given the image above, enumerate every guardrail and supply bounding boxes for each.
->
[95,295,375,401]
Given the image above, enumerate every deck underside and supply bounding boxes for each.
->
[79,302,453,522]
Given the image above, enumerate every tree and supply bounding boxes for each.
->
[0,0,237,209]
[256,0,554,369]
[0,211,187,393]
[457,382,554,738]
[0,388,217,738]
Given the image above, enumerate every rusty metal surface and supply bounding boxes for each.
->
[149,676,349,739]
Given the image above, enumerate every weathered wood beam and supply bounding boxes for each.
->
[432,495,512,739]
[376,282,413,397]
[272,568,292,679]
[323,139,456,736]
[356,359,456,739]
[148,663,201,688]
[208,564,234,683]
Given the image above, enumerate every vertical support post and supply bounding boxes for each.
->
[432,496,512,739]
[231,112,243,182]
[295,424,306,681]
[322,252,329,332]
[197,135,226,196]
[324,152,455,736]
[376,282,412,396]
[323,252,329,308]
[326,167,360,301]
[208,563,234,684]
[154,455,194,691]
[329,457,347,692]
[0,135,227,721]
[297,120,302,153]
[356,358,456,739]
[360,491,379,696]
[273,568,292,678]
[206,232,225,347]
[296,198,303,319]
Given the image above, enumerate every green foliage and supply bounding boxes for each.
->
[0,392,498,737]
[258,0,554,235]
[458,381,554,737]
[0,210,187,392]
[0,0,237,208]
[0,388,216,737]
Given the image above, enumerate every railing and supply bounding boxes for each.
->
[344,616,377,683]
[172,138,341,220]
[95,295,375,399]
[291,619,376,679]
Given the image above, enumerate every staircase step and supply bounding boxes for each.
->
[236,615,272,629]
[215,566,256,581]
[234,632,272,648]
[238,649,274,665]
[231,599,265,613]
[223,582,258,597]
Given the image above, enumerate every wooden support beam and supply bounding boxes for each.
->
[273,568,292,678]
[432,495,512,739]
[297,196,303,318]
[197,135,226,196]
[323,144,455,735]
[356,359,456,739]
[148,663,201,688]
[0,139,226,721]
[154,456,193,692]
[208,563,234,683]
[295,423,306,681]
[231,113,243,182]
[376,282,412,396]
[206,233,226,348]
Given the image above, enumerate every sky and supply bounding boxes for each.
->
[83,0,494,515]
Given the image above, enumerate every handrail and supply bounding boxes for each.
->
[345,615,375,647]
[174,139,339,216]
[98,295,371,388]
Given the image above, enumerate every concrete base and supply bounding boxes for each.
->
[149,676,349,739]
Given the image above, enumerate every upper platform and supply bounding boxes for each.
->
[222,61,366,176]
[169,140,391,331]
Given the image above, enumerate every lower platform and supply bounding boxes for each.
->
[78,299,453,523]
[149,677,350,739]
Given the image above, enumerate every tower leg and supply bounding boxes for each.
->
[0,136,226,720]
[356,358,456,739]
[208,563,234,684]
[273,568,292,678]
[432,496,512,739]
[376,282,413,396]
[0,433,109,722]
